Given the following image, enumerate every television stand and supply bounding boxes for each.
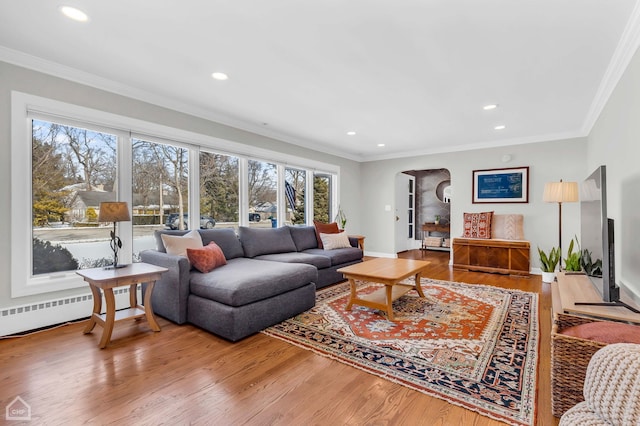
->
[553,272,640,323]
[574,301,640,314]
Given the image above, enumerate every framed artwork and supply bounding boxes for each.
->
[472,166,529,203]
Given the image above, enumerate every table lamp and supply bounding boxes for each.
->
[98,201,131,269]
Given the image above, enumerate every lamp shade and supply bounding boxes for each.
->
[543,181,579,203]
[98,202,131,222]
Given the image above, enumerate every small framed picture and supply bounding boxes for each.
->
[472,166,529,203]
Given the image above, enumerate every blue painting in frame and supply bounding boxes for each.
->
[472,166,529,203]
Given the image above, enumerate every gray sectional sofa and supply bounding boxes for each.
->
[140,225,363,341]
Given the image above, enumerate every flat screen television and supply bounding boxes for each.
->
[578,165,638,312]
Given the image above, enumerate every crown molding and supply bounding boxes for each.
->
[581,1,640,134]
[0,46,363,163]
[360,130,587,162]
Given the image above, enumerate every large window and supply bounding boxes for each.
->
[12,92,340,296]
[285,167,306,225]
[248,160,277,227]
[132,138,190,261]
[313,174,332,223]
[200,151,239,230]
[31,119,118,274]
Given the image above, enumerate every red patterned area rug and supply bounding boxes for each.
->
[262,278,539,426]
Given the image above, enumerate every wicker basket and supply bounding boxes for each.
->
[551,313,609,417]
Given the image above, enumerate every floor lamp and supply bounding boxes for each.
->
[98,201,131,269]
[543,180,579,261]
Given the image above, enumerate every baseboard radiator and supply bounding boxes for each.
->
[0,287,139,337]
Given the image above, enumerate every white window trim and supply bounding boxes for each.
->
[12,91,340,297]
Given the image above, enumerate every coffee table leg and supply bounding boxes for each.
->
[346,278,357,310]
[414,272,426,298]
[385,285,394,320]
[99,288,116,349]
[143,281,161,332]
[83,283,101,334]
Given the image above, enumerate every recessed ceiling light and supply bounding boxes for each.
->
[494,125,506,130]
[346,131,356,136]
[483,104,498,110]
[60,6,89,22]
[211,72,228,81]
[377,143,385,147]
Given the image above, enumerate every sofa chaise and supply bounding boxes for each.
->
[140,225,363,341]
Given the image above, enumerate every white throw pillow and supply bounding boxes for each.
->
[161,230,203,257]
[320,232,351,250]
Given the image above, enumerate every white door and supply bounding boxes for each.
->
[395,173,415,253]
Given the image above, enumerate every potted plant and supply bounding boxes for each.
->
[564,237,583,273]
[538,246,561,283]
[434,215,441,225]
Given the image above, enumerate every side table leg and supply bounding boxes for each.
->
[414,272,426,298]
[129,284,137,308]
[99,288,116,349]
[83,283,101,334]
[143,281,161,332]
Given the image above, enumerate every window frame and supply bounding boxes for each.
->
[11,92,340,297]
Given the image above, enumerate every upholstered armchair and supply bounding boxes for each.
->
[559,343,640,426]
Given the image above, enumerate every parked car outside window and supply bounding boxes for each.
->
[249,213,261,222]
[165,213,215,230]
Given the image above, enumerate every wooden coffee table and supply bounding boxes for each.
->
[338,258,430,320]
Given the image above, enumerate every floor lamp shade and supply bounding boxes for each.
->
[98,202,131,269]
[543,181,579,204]
[543,180,579,259]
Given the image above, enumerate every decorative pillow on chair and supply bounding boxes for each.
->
[320,232,352,250]
[161,230,203,256]
[186,242,227,273]
[313,220,341,248]
[463,211,494,239]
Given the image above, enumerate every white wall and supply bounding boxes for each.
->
[0,61,361,312]
[588,45,640,299]
[359,139,588,266]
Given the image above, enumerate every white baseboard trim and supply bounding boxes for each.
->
[364,251,397,258]
[0,287,139,337]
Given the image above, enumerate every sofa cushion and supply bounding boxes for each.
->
[189,258,317,306]
[303,247,363,266]
[254,252,331,269]
[238,226,297,258]
[320,232,352,250]
[463,211,493,239]
[186,242,227,273]
[198,228,245,259]
[313,221,341,248]
[288,225,318,251]
[161,230,203,257]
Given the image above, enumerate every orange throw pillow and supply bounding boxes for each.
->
[313,220,341,249]
[186,242,227,273]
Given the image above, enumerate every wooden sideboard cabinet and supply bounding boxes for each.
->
[452,238,530,276]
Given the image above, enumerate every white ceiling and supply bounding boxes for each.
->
[1,1,639,162]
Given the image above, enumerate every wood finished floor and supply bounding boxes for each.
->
[0,250,558,425]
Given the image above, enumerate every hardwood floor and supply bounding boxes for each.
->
[0,250,558,425]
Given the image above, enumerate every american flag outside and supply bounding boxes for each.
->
[284,181,296,211]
